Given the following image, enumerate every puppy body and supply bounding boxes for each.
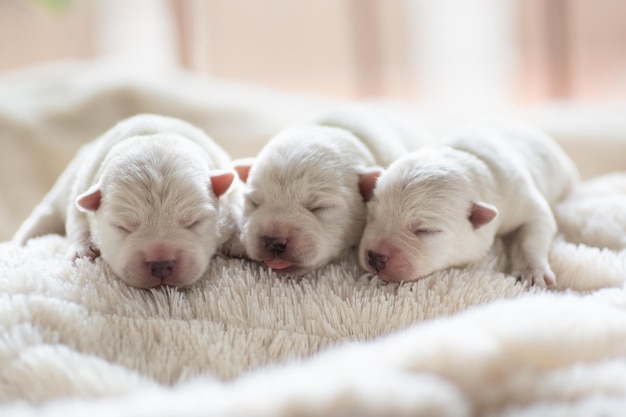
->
[360,124,578,287]
[14,114,239,288]
[237,108,431,275]
[308,106,430,165]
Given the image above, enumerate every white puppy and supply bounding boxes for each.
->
[234,107,430,275]
[359,124,578,287]
[14,114,240,289]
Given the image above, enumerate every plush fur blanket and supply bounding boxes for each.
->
[1,62,626,417]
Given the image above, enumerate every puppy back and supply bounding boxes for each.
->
[307,106,433,167]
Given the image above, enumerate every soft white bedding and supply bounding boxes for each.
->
[1,61,626,416]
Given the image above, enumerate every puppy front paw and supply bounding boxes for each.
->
[512,264,556,288]
[67,243,101,263]
[219,235,249,259]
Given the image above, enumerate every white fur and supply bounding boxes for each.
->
[238,107,430,275]
[555,172,626,251]
[360,124,579,287]
[13,114,240,288]
[305,106,431,165]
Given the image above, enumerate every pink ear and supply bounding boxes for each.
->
[210,171,235,197]
[232,158,255,183]
[76,186,102,212]
[469,201,498,229]
[358,168,383,202]
[233,165,251,183]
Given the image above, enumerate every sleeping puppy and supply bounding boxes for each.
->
[13,114,240,289]
[359,124,578,287]
[234,107,430,275]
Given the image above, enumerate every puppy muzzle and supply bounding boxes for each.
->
[264,236,288,256]
[147,260,175,279]
[367,250,388,272]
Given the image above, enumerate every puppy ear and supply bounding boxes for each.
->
[469,201,498,229]
[358,167,384,202]
[232,157,255,183]
[76,185,102,212]
[210,170,235,198]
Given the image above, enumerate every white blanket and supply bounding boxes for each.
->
[1,61,626,417]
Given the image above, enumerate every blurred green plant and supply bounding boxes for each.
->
[32,0,73,12]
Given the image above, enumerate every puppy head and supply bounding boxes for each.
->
[359,148,498,282]
[236,125,371,275]
[77,135,234,289]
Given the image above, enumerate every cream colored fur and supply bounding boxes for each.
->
[236,107,430,275]
[360,124,579,286]
[13,114,241,288]
[1,227,626,416]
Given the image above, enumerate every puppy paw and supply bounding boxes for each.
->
[67,244,100,263]
[219,234,249,259]
[512,264,556,288]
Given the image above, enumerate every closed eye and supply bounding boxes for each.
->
[412,228,441,237]
[307,204,334,215]
[246,195,260,210]
[112,223,134,235]
[185,217,207,230]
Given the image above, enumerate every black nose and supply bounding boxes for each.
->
[147,260,175,279]
[367,250,388,272]
[264,236,287,256]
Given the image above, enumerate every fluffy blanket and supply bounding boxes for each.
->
[1,62,626,417]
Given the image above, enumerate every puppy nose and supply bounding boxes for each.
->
[147,260,175,279]
[367,250,388,272]
[264,236,287,256]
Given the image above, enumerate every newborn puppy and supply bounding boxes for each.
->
[13,114,239,289]
[234,107,430,275]
[359,124,578,287]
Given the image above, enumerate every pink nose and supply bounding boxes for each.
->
[367,250,388,272]
[147,260,175,278]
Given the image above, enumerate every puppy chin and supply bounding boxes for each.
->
[105,246,209,289]
[117,261,207,289]
[258,250,333,276]
[257,254,320,276]
[377,268,427,283]
[264,262,311,276]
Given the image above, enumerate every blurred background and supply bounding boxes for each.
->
[1,0,626,241]
[2,0,625,107]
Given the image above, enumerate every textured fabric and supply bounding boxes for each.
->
[0,231,625,416]
[2,61,626,416]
